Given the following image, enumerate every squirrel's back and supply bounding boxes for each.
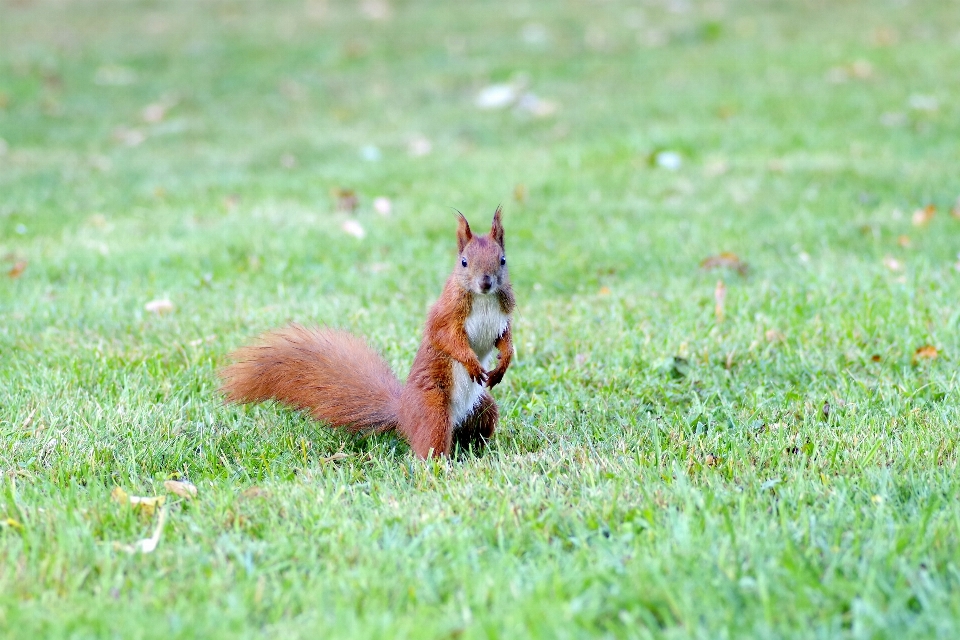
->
[220,324,402,433]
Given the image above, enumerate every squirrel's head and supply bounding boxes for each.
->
[455,206,508,296]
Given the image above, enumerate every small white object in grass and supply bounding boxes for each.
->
[517,93,557,118]
[117,506,167,554]
[883,256,903,271]
[145,299,174,314]
[407,135,432,157]
[521,23,549,46]
[476,84,518,109]
[655,151,682,170]
[908,94,938,112]
[342,219,365,239]
[15,224,27,235]
[142,103,166,123]
[360,0,390,20]
[373,197,392,216]
[280,153,296,168]
[360,145,382,161]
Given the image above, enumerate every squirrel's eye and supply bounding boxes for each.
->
[461,258,467,267]
[500,256,506,266]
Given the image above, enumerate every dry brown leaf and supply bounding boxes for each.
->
[765,329,785,343]
[112,486,166,516]
[163,480,197,500]
[700,252,747,275]
[242,486,270,500]
[334,188,358,212]
[714,279,726,322]
[870,354,882,362]
[912,204,936,226]
[912,345,939,364]
[513,183,528,203]
[8,261,26,278]
[145,299,174,314]
[320,452,350,463]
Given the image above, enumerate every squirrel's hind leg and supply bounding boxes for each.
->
[453,392,498,454]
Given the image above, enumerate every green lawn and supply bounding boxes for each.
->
[3,0,960,637]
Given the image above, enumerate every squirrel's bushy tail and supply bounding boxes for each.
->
[219,324,402,433]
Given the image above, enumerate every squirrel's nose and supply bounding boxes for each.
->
[480,275,493,292]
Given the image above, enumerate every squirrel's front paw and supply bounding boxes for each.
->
[467,361,488,385]
[485,367,506,388]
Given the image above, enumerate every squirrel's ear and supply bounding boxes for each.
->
[490,205,504,248]
[456,212,473,253]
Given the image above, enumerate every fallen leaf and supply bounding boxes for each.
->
[850,60,873,79]
[320,452,350,463]
[373,196,392,216]
[912,204,936,226]
[704,454,719,467]
[163,480,198,499]
[334,188,358,212]
[513,184,528,203]
[700,252,748,275]
[8,261,26,278]
[872,27,899,46]
[112,486,166,516]
[912,345,939,364]
[870,354,881,362]
[242,486,270,499]
[714,279,726,322]
[115,506,167,554]
[341,219,365,239]
[765,329,785,343]
[145,299,174,314]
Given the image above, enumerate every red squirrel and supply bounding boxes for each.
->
[219,207,515,458]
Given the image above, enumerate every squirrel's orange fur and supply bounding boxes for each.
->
[220,208,515,458]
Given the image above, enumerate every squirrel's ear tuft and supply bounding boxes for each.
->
[456,211,473,253]
[490,205,504,248]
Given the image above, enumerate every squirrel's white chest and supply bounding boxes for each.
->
[449,294,508,427]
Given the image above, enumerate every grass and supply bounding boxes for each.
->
[2,0,960,637]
